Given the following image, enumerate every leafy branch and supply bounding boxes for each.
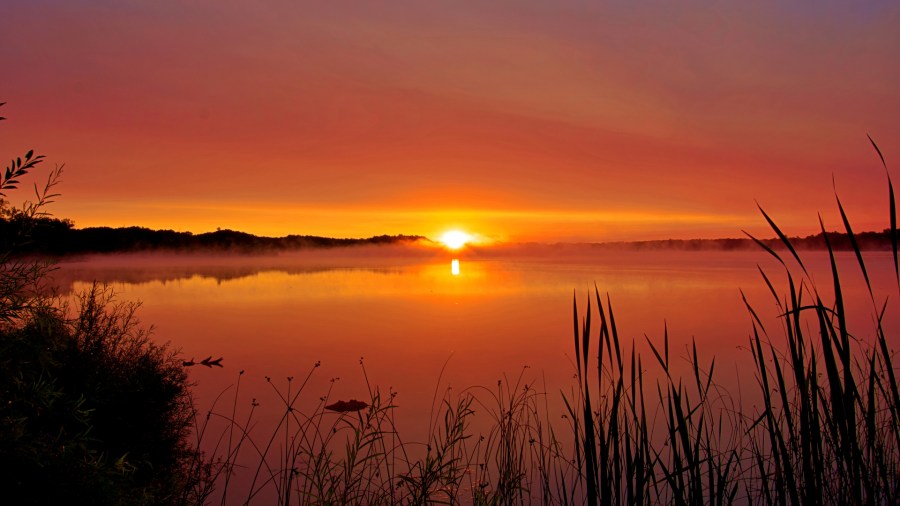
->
[0,103,47,197]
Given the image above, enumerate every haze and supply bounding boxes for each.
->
[2,1,898,241]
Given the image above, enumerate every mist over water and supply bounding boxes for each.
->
[51,247,898,393]
[49,248,899,502]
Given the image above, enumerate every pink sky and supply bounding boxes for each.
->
[2,1,899,242]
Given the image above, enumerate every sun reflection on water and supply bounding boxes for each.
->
[451,259,460,276]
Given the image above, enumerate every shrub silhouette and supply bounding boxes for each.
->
[1,289,198,505]
[0,103,200,505]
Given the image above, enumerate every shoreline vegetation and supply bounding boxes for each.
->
[1,215,895,256]
[179,187,900,505]
[2,102,898,504]
[0,218,429,256]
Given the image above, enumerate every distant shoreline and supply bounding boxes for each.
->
[568,230,894,252]
[3,216,894,256]
[3,217,430,256]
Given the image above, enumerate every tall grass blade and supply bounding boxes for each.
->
[890,176,899,291]
[755,203,809,276]
[578,295,599,506]
[835,191,874,299]
[869,134,899,292]
[868,133,887,169]
[743,230,786,268]
[574,292,582,384]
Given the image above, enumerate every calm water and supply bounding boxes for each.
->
[49,247,898,501]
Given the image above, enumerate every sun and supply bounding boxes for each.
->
[439,230,472,250]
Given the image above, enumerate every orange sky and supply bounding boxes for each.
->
[2,1,899,242]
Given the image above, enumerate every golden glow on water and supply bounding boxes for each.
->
[52,252,898,445]
[49,251,899,505]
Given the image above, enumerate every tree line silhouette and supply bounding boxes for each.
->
[0,214,427,255]
[1,212,894,257]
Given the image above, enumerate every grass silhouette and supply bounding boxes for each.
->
[185,141,899,505]
[2,99,897,504]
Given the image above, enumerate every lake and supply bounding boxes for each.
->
[48,247,899,503]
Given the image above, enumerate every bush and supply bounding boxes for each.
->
[0,289,198,505]
[0,104,200,505]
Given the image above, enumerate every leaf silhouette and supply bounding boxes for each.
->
[325,399,369,412]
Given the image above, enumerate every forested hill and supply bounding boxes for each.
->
[2,215,894,256]
[1,216,427,255]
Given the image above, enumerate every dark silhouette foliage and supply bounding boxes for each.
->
[0,103,201,505]
[0,287,197,505]
[0,218,427,256]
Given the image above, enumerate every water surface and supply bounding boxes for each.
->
[50,248,898,500]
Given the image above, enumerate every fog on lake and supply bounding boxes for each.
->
[48,247,899,503]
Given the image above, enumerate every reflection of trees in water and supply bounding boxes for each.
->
[48,263,407,295]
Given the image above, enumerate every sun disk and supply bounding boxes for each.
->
[440,230,472,249]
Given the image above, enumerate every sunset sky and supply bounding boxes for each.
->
[2,1,899,242]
